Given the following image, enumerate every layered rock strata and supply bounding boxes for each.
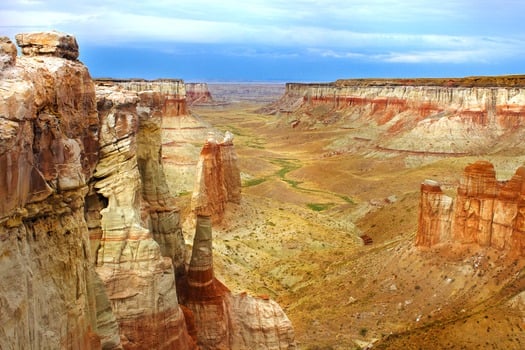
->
[268,78,525,155]
[0,31,120,350]
[186,82,214,105]
[97,79,212,195]
[416,160,525,256]
[92,85,196,349]
[191,132,242,223]
[179,216,296,349]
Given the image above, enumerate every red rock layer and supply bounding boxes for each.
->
[417,161,525,256]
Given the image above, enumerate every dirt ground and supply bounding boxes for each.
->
[177,100,525,349]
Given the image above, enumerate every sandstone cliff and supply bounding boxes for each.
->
[267,78,525,156]
[179,216,296,349]
[416,160,525,256]
[0,31,120,350]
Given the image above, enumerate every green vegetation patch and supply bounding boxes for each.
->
[243,177,267,187]
[269,158,302,179]
[307,203,334,211]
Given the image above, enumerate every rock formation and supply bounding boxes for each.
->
[179,216,296,349]
[0,31,119,350]
[415,179,454,247]
[1,30,292,350]
[267,78,525,156]
[91,84,196,349]
[186,82,214,105]
[191,132,242,223]
[15,31,80,60]
[416,160,525,256]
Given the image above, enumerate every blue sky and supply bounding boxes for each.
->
[1,0,524,81]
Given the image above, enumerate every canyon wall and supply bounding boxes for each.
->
[0,32,119,350]
[268,78,525,155]
[416,160,525,256]
[91,85,196,349]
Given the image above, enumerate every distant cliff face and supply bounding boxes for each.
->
[185,82,214,105]
[416,161,525,256]
[268,79,525,155]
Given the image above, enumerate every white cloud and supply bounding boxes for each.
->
[1,0,524,66]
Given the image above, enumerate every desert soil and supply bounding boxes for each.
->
[177,93,525,349]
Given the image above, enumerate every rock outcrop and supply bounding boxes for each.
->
[186,83,214,105]
[416,160,525,256]
[179,216,296,349]
[15,31,80,60]
[268,78,525,156]
[0,31,119,350]
[191,132,242,223]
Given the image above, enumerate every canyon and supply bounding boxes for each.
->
[2,30,525,350]
[0,32,294,350]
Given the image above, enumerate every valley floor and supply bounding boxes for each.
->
[177,101,525,349]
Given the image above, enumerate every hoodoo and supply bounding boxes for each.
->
[417,160,525,255]
[178,215,296,349]
[191,132,242,224]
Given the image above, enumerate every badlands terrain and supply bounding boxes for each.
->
[3,31,525,350]
[183,82,525,349]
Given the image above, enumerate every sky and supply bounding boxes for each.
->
[1,0,524,82]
